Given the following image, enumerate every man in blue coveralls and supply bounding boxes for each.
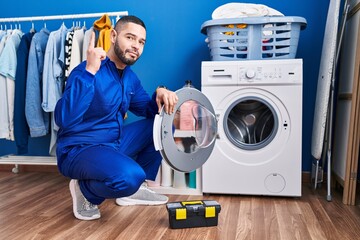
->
[55,15,178,220]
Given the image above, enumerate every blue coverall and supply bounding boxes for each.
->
[54,57,161,205]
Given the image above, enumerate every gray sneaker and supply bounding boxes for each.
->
[115,182,169,206]
[69,179,101,220]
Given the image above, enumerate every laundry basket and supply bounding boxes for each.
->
[201,16,307,61]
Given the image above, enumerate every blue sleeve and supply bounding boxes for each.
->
[41,33,56,112]
[54,65,96,129]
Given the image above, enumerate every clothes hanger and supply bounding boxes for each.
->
[60,16,66,29]
[16,20,21,31]
[30,20,35,33]
[43,18,47,29]
[82,20,87,30]
[6,23,13,34]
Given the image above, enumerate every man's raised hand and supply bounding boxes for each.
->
[86,31,107,75]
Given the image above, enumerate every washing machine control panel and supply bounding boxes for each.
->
[240,66,283,83]
[201,59,302,86]
[239,62,301,84]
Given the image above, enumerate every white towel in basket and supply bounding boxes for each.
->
[212,3,283,19]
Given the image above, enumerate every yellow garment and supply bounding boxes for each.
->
[93,14,113,52]
[224,24,247,35]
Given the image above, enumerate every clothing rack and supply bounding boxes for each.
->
[0,11,128,173]
[0,11,128,23]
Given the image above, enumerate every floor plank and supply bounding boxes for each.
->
[0,171,359,240]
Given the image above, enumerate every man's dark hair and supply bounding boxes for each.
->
[115,15,146,31]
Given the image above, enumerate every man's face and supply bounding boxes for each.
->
[114,22,146,66]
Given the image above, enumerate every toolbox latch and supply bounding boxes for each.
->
[205,206,216,218]
[176,208,187,220]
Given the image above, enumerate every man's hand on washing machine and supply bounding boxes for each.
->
[156,87,178,114]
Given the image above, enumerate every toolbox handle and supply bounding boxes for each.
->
[181,201,203,206]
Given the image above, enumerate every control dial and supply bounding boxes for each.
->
[245,69,256,79]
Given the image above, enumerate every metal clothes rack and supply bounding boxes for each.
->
[0,11,128,23]
[0,11,128,173]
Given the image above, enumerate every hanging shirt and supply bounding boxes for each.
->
[0,33,10,139]
[55,57,158,166]
[68,28,85,73]
[25,28,50,137]
[42,23,69,113]
[41,23,69,155]
[0,30,10,53]
[14,31,35,154]
[0,30,6,43]
[64,30,75,78]
[0,30,23,79]
[0,29,24,140]
[82,27,93,61]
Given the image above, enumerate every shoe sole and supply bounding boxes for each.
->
[116,197,168,206]
[69,180,101,221]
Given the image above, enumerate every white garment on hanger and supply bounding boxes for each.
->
[82,27,93,62]
[69,28,85,72]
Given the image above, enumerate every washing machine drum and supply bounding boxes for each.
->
[225,99,277,150]
[153,86,218,172]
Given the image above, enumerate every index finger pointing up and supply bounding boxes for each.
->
[88,31,96,49]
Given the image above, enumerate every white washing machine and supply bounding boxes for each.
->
[201,59,303,197]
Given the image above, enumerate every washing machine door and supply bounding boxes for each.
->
[153,86,217,172]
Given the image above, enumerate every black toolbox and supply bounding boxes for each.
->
[166,200,221,229]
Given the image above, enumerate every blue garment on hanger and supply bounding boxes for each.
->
[25,28,50,137]
[0,29,24,140]
[14,31,35,154]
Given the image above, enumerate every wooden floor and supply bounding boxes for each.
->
[0,171,359,240]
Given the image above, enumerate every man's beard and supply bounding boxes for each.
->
[114,42,139,66]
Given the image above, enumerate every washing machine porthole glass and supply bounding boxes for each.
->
[173,100,217,154]
[223,97,278,150]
